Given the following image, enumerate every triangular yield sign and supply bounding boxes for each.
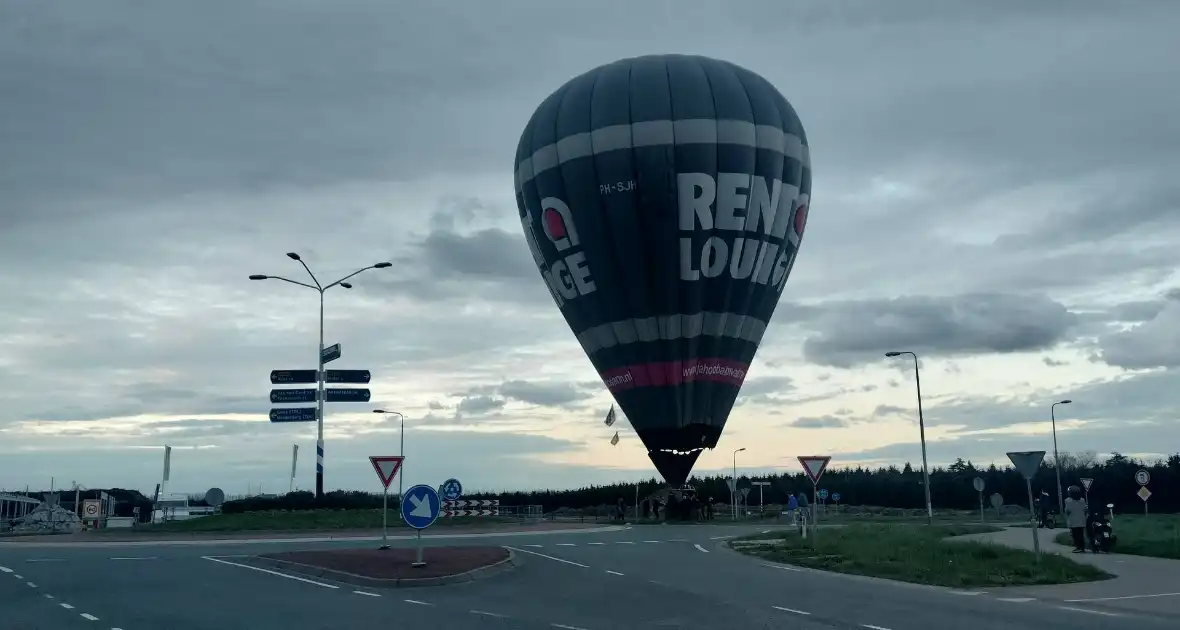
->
[798,455,832,485]
[369,456,404,489]
[1005,450,1045,481]
[1080,478,1093,491]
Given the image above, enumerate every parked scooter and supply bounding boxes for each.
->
[1088,503,1117,553]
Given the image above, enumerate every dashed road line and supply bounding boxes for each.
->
[556,543,577,547]
[353,590,380,597]
[201,555,340,589]
[709,535,735,540]
[1057,606,1122,617]
[642,540,660,543]
[110,556,157,561]
[0,565,12,572]
[470,609,507,618]
[772,605,811,616]
[14,573,23,579]
[506,546,591,568]
[60,603,75,610]
[1064,591,1180,602]
[25,558,65,563]
[615,541,635,545]
[693,544,710,553]
[552,624,588,630]
[606,570,625,576]
[762,563,803,572]
[947,590,985,596]
[43,593,54,599]
[997,597,1036,603]
[862,624,891,630]
[404,599,434,606]
[26,582,37,588]
[80,613,99,621]
[587,542,605,545]
[523,544,544,548]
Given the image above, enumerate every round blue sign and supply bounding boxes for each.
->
[819,489,829,500]
[440,478,463,502]
[832,492,841,502]
[400,484,441,530]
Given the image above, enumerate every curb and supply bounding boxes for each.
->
[245,547,518,588]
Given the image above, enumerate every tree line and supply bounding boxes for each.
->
[214,451,1179,515]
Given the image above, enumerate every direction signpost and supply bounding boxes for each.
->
[321,343,342,364]
[369,456,405,550]
[325,369,371,384]
[1007,450,1047,561]
[269,408,317,423]
[271,370,318,384]
[751,480,770,515]
[973,477,986,522]
[323,388,371,403]
[401,484,442,567]
[270,389,317,404]
[798,455,832,538]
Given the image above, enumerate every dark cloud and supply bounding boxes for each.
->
[499,380,589,408]
[1097,300,1180,370]
[787,415,849,429]
[797,294,1078,368]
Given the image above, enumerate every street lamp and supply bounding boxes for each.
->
[732,447,746,520]
[886,350,933,525]
[1051,399,1072,514]
[250,252,392,500]
[372,409,406,511]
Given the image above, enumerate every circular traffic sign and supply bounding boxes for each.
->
[973,477,985,492]
[83,503,98,517]
[400,484,441,530]
[831,492,841,502]
[440,478,463,502]
[1135,469,1151,486]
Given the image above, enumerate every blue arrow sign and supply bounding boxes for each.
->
[325,369,371,384]
[270,370,318,384]
[321,343,341,364]
[819,489,829,500]
[270,389,317,404]
[269,407,317,423]
[832,492,841,502]
[324,388,371,403]
[440,478,463,501]
[401,484,440,530]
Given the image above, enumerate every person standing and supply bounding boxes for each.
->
[1063,485,1088,552]
[787,493,799,526]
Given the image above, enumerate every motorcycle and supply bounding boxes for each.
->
[1037,509,1057,529]
[1088,504,1117,553]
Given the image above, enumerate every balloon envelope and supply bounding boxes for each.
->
[514,54,811,485]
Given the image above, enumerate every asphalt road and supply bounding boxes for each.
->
[2,523,1178,630]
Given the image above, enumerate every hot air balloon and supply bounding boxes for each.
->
[514,55,811,486]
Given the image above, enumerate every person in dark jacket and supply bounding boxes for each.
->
[1062,485,1088,552]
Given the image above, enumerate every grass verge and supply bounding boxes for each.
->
[731,523,1111,588]
[1053,513,1180,559]
[137,510,521,532]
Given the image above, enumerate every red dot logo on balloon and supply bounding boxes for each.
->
[793,203,808,237]
[544,208,568,241]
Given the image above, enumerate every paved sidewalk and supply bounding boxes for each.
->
[956,526,1180,617]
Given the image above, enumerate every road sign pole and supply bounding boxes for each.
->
[315,291,325,501]
[413,530,425,567]
[1026,479,1041,561]
[979,490,984,523]
[380,485,390,550]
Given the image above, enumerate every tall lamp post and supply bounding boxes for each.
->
[372,409,406,514]
[732,447,746,520]
[1051,399,1072,514]
[250,252,392,500]
[886,351,933,525]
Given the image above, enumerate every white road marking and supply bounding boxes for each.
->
[404,599,434,606]
[668,539,689,542]
[14,574,23,579]
[505,546,590,568]
[523,544,544,548]
[201,556,339,589]
[587,542,605,545]
[80,613,99,620]
[25,558,65,563]
[353,591,380,597]
[709,535,734,540]
[43,593,54,599]
[947,590,984,596]
[616,541,635,545]
[762,563,803,572]
[642,540,660,543]
[552,624,588,630]
[556,543,577,547]
[470,610,506,618]
[997,597,1036,603]
[772,605,811,615]
[0,565,11,572]
[60,603,75,610]
[606,570,624,576]
[110,556,157,561]
[1057,606,1122,617]
[693,544,710,553]
[762,530,771,534]
[26,582,37,588]
[1065,591,1180,602]
[862,624,891,630]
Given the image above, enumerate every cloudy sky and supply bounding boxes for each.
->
[2,0,1177,498]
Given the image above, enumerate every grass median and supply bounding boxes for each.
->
[137,510,521,532]
[1053,513,1180,559]
[731,523,1111,588]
